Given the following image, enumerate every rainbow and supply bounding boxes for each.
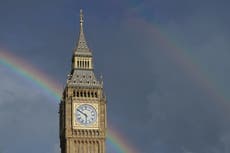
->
[1,18,228,153]
[0,51,62,101]
[0,50,138,153]
[127,18,228,109]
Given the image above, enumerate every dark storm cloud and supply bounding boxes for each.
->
[0,0,230,153]
[0,67,59,153]
[116,2,230,153]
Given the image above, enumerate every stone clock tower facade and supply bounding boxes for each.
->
[59,9,107,153]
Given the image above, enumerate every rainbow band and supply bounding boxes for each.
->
[108,127,137,153]
[0,51,62,101]
[1,17,228,153]
[0,50,137,153]
[126,18,228,110]
[149,19,228,108]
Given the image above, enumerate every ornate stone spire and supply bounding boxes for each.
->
[69,9,101,88]
[74,9,91,55]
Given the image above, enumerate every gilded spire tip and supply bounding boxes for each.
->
[80,9,84,24]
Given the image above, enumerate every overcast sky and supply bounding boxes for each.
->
[0,0,230,153]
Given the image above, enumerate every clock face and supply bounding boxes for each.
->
[75,104,97,126]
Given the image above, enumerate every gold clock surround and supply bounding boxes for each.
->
[72,102,99,129]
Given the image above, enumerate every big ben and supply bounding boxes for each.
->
[59,9,107,153]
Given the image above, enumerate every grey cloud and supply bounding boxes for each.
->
[1,0,230,153]
[0,68,58,153]
[114,3,230,152]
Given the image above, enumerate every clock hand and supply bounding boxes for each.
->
[77,109,87,117]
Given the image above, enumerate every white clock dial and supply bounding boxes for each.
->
[75,104,97,126]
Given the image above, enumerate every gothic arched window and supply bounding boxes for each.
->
[73,90,76,97]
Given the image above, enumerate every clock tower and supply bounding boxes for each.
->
[59,9,107,153]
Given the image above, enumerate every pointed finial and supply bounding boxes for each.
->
[74,9,91,54]
[80,9,84,25]
[100,74,103,80]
